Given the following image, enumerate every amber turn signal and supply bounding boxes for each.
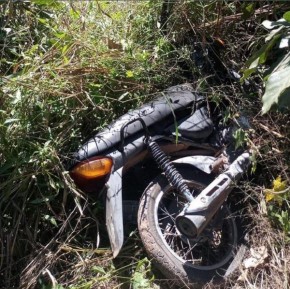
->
[70,157,113,194]
[71,157,113,179]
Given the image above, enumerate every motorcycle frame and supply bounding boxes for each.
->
[70,84,250,257]
[104,134,221,257]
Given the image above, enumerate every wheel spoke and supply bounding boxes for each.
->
[157,186,237,267]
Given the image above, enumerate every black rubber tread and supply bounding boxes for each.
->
[137,167,238,288]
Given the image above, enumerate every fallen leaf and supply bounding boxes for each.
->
[243,246,268,269]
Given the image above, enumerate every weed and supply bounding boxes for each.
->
[1,1,290,289]
[0,1,184,288]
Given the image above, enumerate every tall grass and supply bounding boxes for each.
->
[0,2,173,288]
[1,1,208,287]
[1,1,290,289]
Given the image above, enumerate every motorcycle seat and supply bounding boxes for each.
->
[178,106,213,139]
[74,84,203,162]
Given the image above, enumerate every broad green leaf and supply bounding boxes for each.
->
[262,54,290,113]
[270,51,290,74]
[263,19,290,29]
[265,26,284,42]
[262,53,288,81]
[249,57,259,70]
[283,11,290,22]
[276,19,290,27]
[278,87,290,109]
[243,34,281,70]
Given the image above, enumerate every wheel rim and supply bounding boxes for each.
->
[154,180,238,271]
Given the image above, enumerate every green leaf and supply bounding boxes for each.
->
[262,53,290,113]
[31,0,63,9]
[31,0,55,6]
[283,11,290,23]
[43,215,58,227]
[233,128,246,149]
[132,272,150,289]
[263,19,290,29]
[242,63,258,81]
[135,258,149,271]
[243,34,281,71]
[69,8,80,20]
[91,266,106,275]
[242,3,255,20]
[37,18,49,25]
[265,26,285,42]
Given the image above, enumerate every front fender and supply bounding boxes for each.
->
[105,156,217,258]
[106,167,123,258]
[172,155,217,174]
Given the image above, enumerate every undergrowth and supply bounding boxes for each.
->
[1,1,290,289]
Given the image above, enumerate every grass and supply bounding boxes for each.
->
[1,1,290,289]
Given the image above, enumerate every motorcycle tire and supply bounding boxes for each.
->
[137,167,244,288]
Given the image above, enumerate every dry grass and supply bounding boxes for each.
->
[203,107,290,289]
[1,1,290,289]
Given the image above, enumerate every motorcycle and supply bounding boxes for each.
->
[68,83,251,287]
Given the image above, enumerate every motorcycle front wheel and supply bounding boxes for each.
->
[137,167,243,288]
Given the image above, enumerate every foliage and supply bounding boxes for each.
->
[131,258,155,289]
[0,1,178,288]
[243,11,290,114]
[1,1,290,289]
[265,175,289,204]
[233,128,247,149]
[264,176,290,241]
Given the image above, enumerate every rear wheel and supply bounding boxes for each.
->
[137,168,243,287]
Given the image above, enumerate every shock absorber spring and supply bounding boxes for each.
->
[147,140,194,202]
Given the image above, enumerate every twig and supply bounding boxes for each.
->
[259,123,284,139]
[198,4,290,29]
[265,187,290,195]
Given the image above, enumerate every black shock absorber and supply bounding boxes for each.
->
[147,139,194,202]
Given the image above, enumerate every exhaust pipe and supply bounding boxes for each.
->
[175,152,251,238]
